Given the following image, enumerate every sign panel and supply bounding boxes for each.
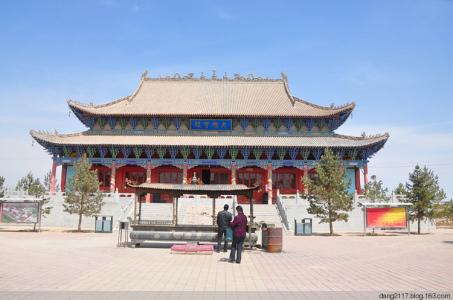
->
[190,119,232,131]
[366,207,407,228]
[0,202,39,224]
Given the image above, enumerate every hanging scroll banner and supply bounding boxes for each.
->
[190,119,232,131]
[366,207,407,228]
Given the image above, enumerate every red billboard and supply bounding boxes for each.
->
[366,207,407,228]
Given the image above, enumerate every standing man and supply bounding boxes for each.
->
[216,204,232,253]
[229,205,247,264]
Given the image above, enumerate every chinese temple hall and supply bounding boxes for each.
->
[31,71,389,204]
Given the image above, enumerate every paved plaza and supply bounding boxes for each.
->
[0,229,452,299]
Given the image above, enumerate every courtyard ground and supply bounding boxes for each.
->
[0,228,452,299]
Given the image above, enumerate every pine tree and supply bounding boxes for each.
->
[16,172,46,198]
[363,175,390,202]
[405,165,445,234]
[0,176,5,197]
[394,183,407,202]
[303,148,353,235]
[63,155,104,232]
[44,170,60,192]
[438,200,453,224]
[16,172,52,218]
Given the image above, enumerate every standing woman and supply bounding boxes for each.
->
[228,205,247,264]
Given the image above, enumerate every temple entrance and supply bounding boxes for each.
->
[272,166,304,199]
[116,165,146,193]
[237,166,267,204]
[201,169,210,184]
[188,166,230,185]
[153,165,183,203]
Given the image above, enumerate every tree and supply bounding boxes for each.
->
[15,172,52,218]
[432,200,453,225]
[16,172,46,198]
[0,176,5,197]
[439,200,453,223]
[44,170,60,192]
[363,175,390,202]
[63,155,104,232]
[405,165,445,234]
[303,148,353,236]
[394,183,408,202]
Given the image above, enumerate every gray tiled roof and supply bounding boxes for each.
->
[30,130,389,148]
[68,76,355,117]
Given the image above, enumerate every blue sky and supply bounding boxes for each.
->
[0,0,452,196]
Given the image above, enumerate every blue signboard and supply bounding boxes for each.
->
[190,119,232,131]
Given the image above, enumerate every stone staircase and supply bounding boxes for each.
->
[139,203,173,221]
[138,196,284,228]
[241,204,282,227]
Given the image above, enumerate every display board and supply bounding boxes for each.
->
[0,202,39,224]
[366,207,407,228]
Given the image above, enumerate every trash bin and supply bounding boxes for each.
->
[294,218,312,236]
[302,218,312,235]
[294,219,304,236]
[95,216,113,233]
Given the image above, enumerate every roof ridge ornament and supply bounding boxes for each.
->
[281,72,288,83]
[141,70,148,79]
[212,70,217,80]
[281,72,296,106]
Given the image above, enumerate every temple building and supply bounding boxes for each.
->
[31,72,388,204]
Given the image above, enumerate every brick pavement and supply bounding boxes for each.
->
[0,229,452,299]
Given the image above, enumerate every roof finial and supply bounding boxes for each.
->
[223,72,228,80]
[200,72,206,80]
[141,70,148,79]
[281,72,288,82]
[212,70,217,80]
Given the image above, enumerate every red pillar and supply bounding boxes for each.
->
[182,163,188,184]
[231,163,237,184]
[355,167,361,194]
[50,160,57,195]
[267,163,273,205]
[110,161,116,192]
[61,164,67,192]
[303,163,309,194]
[145,162,152,202]
[364,163,369,186]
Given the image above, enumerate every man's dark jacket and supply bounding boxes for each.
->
[217,210,232,230]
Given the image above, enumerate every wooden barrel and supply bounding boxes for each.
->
[266,227,282,253]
